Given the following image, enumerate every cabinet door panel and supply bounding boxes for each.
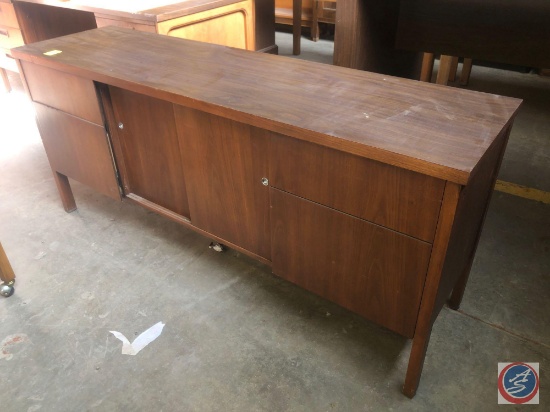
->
[34,103,120,201]
[109,87,190,219]
[271,188,432,338]
[174,106,271,260]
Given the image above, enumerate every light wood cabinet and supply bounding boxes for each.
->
[13,27,521,397]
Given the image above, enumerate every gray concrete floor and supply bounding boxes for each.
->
[1,32,548,411]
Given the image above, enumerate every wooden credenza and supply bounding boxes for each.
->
[12,27,521,397]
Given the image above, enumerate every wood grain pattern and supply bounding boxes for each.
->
[270,134,445,242]
[271,188,432,338]
[397,0,550,69]
[0,241,15,284]
[21,61,103,125]
[174,105,271,260]
[11,27,522,185]
[108,87,190,219]
[34,103,120,201]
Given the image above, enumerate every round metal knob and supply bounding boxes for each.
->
[118,122,124,129]
[261,177,269,186]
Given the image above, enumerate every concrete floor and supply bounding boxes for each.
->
[1,31,548,411]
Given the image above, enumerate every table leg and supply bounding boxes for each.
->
[436,55,453,85]
[293,0,302,55]
[420,53,434,82]
[311,0,319,42]
[448,56,459,82]
[460,58,473,86]
[0,242,15,297]
[53,171,77,212]
[1,68,11,93]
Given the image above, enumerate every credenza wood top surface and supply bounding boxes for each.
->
[13,0,242,22]
[12,26,521,184]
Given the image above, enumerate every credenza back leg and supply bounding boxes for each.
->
[0,242,16,297]
[448,262,472,310]
[53,171,77,212]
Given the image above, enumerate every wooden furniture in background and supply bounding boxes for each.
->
[0,0,24,91]
[420,53,474,86]
[334,0,550,80]
[3,0,277,89]
[275,0,336,43]
[333,0,421,78]
[12,27,521,396]
[311,0,336,42]
[13,0,261,50]
[0,241,15,297]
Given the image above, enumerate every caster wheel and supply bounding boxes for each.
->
[209,242,227,252]
[0,282,14,297]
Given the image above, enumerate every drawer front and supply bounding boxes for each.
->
[270,134,445,242]
[20,61,103,125]
[0,2,18,29]
[271,188,432,338]
[34,103,120,201]
[0,26,23,49]
[0,47,17,71]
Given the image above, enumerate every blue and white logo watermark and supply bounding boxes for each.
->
[498,362,539,404]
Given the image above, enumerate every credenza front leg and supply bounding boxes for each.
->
[53,171,77,212]
[403,325,433,398]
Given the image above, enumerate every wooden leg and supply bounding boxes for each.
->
[1,68,11,93]
[403,325,433,398]
[0,242,15,283]
[436,55,453,85]
[0,242,16,297]
[448,265,471,310]
[460,58,473,86]
[53,171,77,212]
[420,53,434,82]
[293,0,302,55]
[311,0,319,42]
[448,56,459,82]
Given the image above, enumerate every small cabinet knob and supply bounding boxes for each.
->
[118,122,124,129]
[261,177,269,186]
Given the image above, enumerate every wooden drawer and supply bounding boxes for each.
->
[270,134,445,242]
[0,2,18,28]
[0,47,18,71]
[0,26,23,49]
[271,188,432,338]
[34,103,120,201]
[20,61,103,125]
